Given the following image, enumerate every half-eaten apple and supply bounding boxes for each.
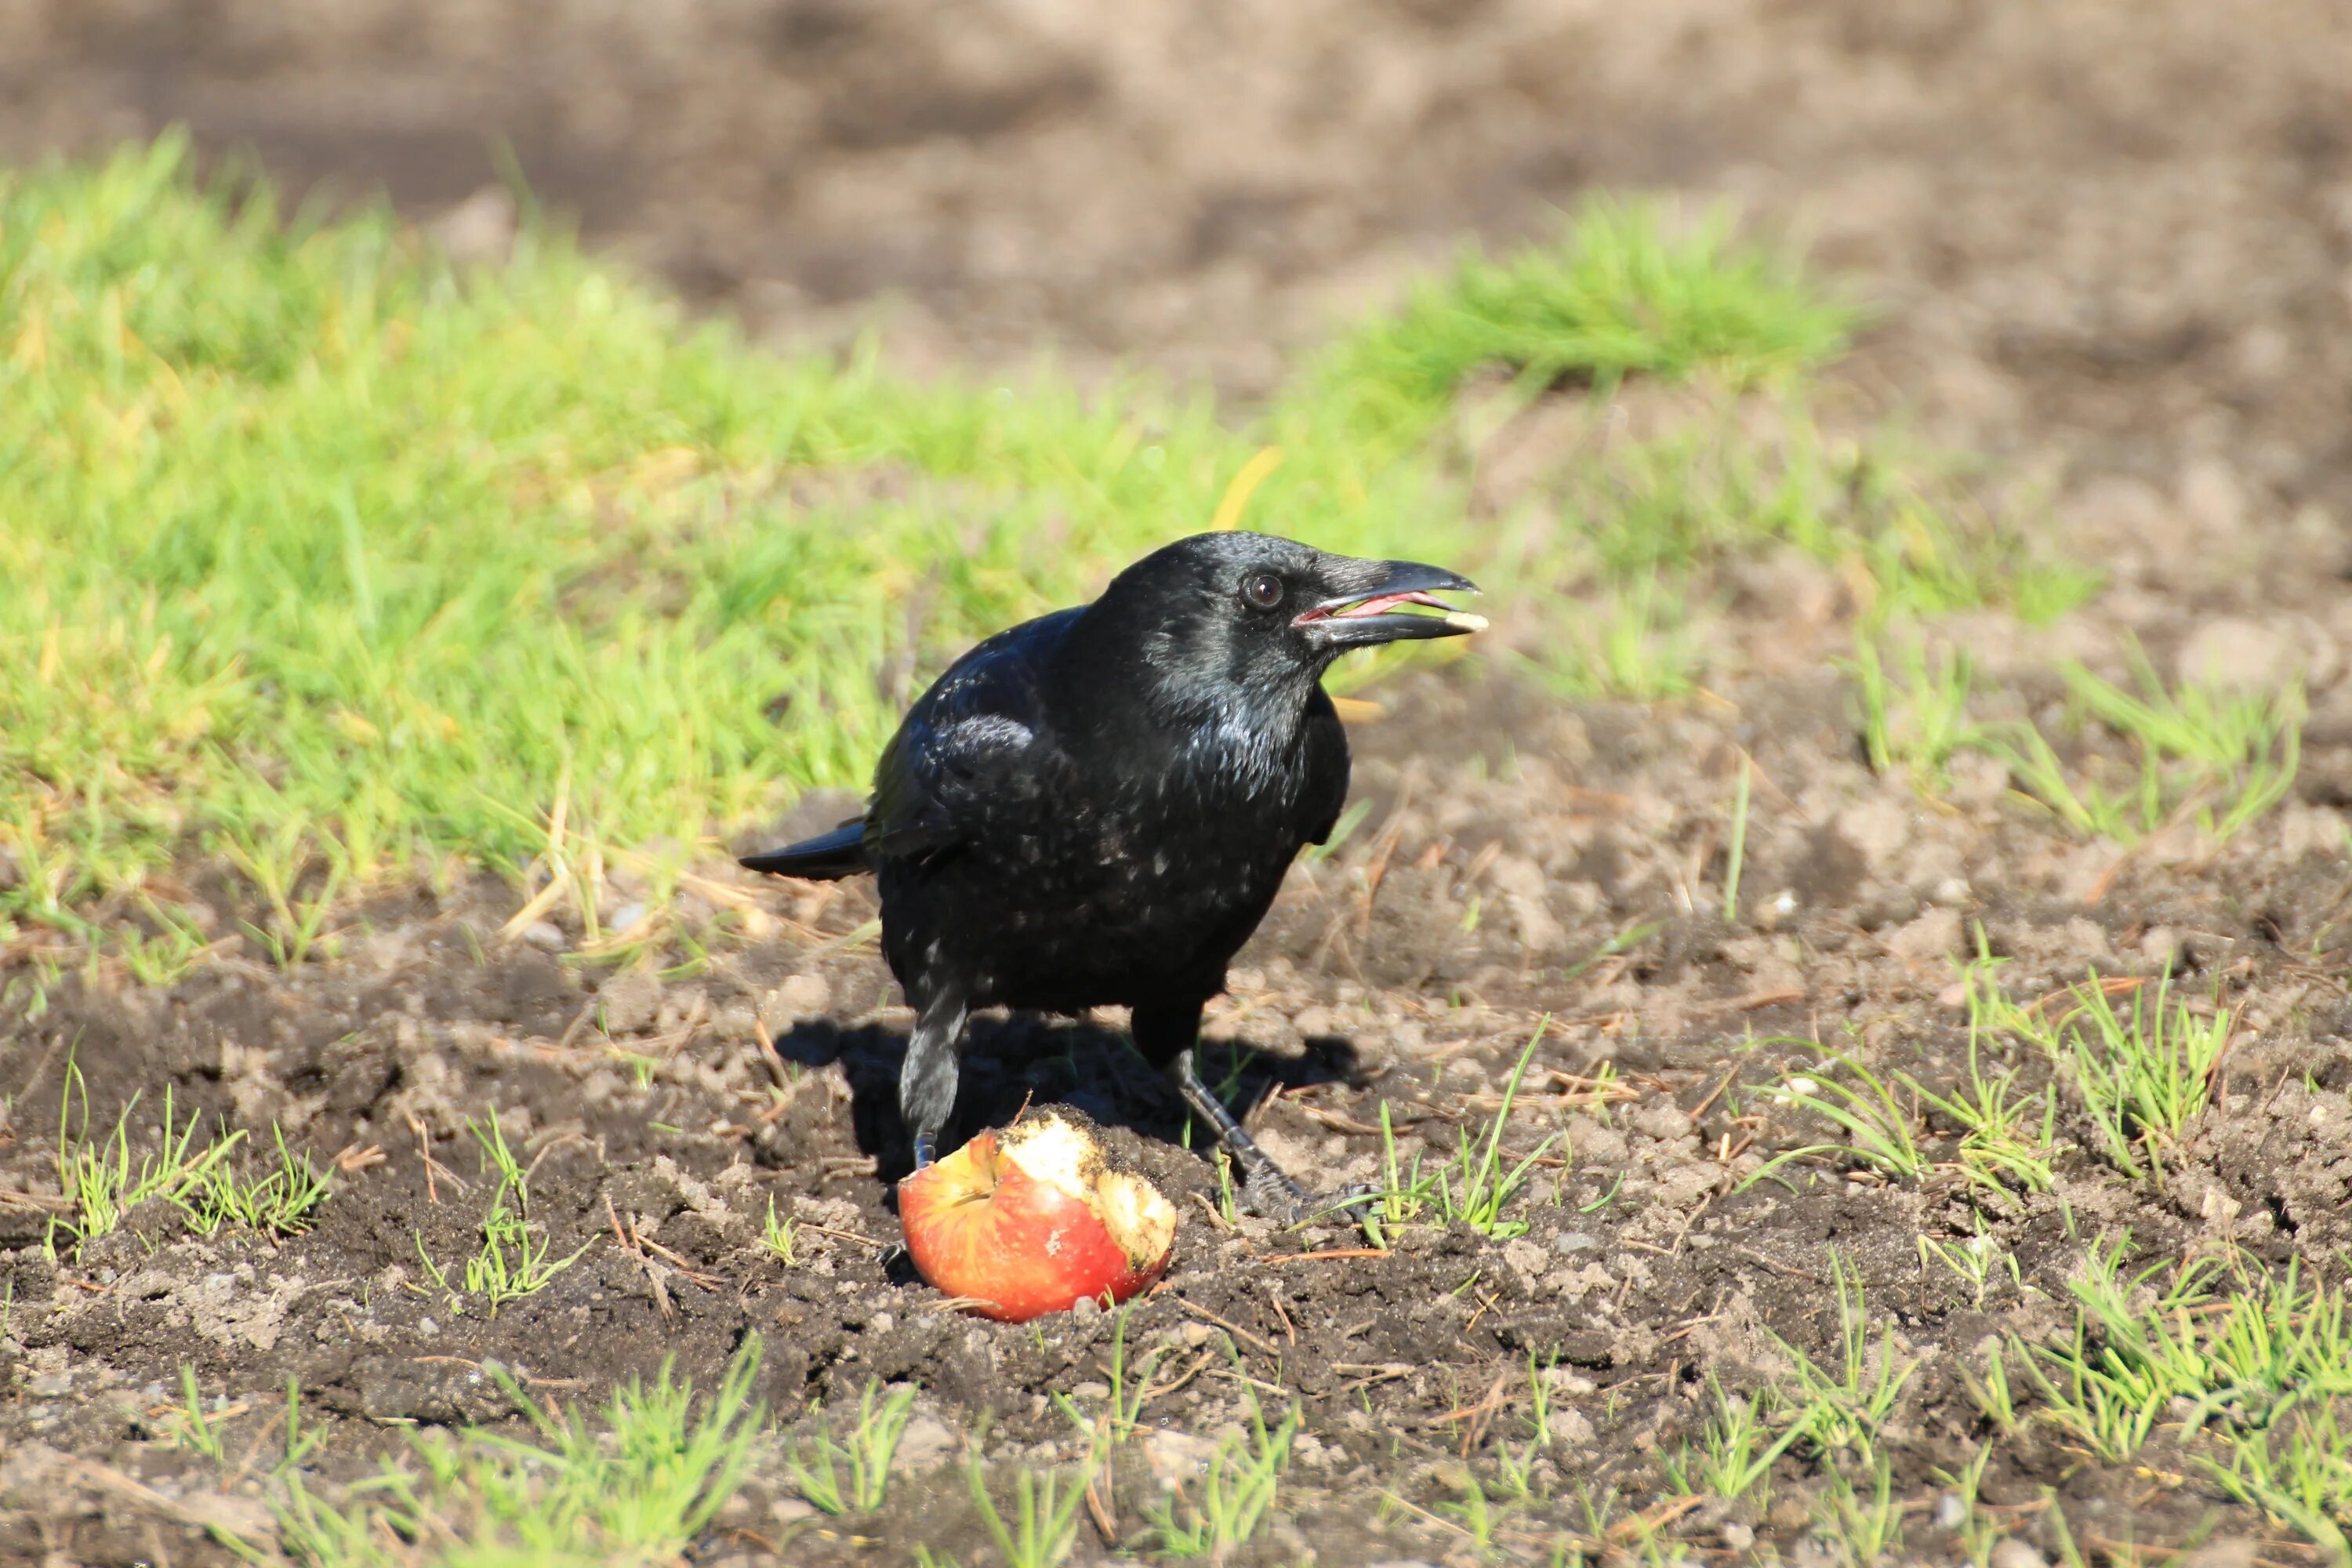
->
[898,1108,1178,1322]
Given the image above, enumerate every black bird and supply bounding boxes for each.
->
[742,532,1482,1218]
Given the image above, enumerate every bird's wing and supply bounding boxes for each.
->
[1300,688,1352,845]
[864,612,1073,863]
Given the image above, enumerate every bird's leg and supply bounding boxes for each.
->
[900,987,969,1170]
[1169,1045,1319,1223]
[1137,1000,1362,1225]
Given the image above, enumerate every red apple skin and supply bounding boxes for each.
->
[898,1131,1171,1322]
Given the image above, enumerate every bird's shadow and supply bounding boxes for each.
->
[765,1013,1370,1185]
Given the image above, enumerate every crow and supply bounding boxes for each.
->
[742,531,1482,1219]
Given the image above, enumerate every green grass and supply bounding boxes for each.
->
[278,1338,765,1567]
[1814,1450,1904,1562]
[1660,1380,1805,1505]
[2009,1240,2352,1530]
[1359,1023,1559,1243]
[1848,636,1980,790]
[46,1059,330,1250]
[760,1194,799,1265]
[965,1450,1094,1568]
[0,139,2074,970]
[1779,1255,1915,1461]
[1051,1302,1171,1450]
[1997,969,2229,1183]
[787,1377,917,1515]
[49,1066,242,1250]
[414,1109,591,1314]
[1933,1232,2352,1555]
[1755,954,2220,1200]
[1145,1384,1298,1559]
[1908,1029,2061,1197]
[1741,1046,1931,1190]
[1847,633,2304,842]
[2217,1404,2352,1559]
[1314,200,1855,446]
[169,1363,230,1464]
[180,1123,333,1236]
[1979,655,2303,841]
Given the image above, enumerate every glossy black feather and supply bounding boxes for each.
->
[737,821,869,880]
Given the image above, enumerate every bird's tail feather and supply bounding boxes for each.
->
[739,821,869,880]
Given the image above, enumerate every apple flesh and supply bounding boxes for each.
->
[898,1109,1178,1322]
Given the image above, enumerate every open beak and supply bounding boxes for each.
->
[1293,560,1486,649]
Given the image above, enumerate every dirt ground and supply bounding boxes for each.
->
[6,2,2352,1564]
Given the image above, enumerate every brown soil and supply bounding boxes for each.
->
[6,3,2352,1566]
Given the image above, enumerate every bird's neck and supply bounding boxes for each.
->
[1048,626,1321,791]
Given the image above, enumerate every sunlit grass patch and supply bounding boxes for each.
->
[1316,199,1856,447]
[0,138,2074,972]
[1847,636,1980,790]
[2011,1242,2352,1491]
[1979,654,2303,842]
[1359,1023,1559,1244]
[788,1378,917,1515]
[46,1060,329,1251]
[1992,968,2229,1184]
[1741,1046,1932,1190]
[278,1339,765,1566]
[180,1123,333,1238]
[1846,633,2303,842]
[1145,1381,1298,1559]
[412,1110,592,1315]
[964,1448,1096,1568]
[1483,394,2092,700]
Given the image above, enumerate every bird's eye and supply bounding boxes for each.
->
[1240,572,1285,611]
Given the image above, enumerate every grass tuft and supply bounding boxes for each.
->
[965,1447,1094,1568]
[1769,1251,1915,1460]
[413,1109,590,1314]
[1317,199,1854,445]
[1145,1378,1298,1559]
[180,1123,333,1237]
[278,1338,766,1566]
[1740,1046,1929,1190]
[2005,969,2230,1183]
[789,1378,918,1515]
[47,1060,330,1251]
[1360,1022,1559,1243]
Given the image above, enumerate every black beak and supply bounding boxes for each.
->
[1294,560,1485,649]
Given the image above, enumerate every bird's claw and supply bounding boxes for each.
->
[1240,1165,1377,1229]
[1239,1163,1312,1225]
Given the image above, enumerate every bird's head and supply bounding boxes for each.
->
[1082,532,1484,713]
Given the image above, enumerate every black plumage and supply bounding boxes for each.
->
[742,531,1480,1218]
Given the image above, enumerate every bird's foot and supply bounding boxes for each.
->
[1239,1164,1378,1229]
[910,1132,937,1171]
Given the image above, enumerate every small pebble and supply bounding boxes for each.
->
[1991,1541,2049,1568]
[1553,1231,1599,1254]
[522,920,564,951]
